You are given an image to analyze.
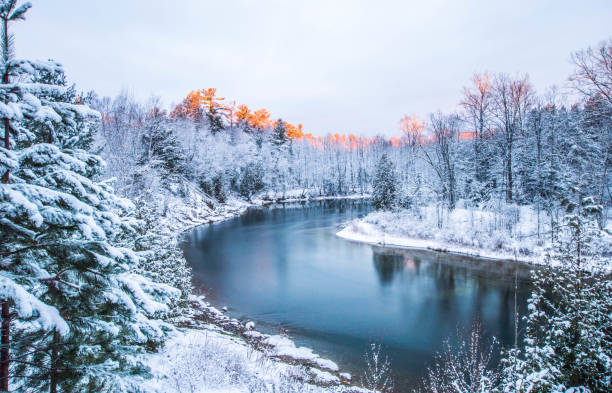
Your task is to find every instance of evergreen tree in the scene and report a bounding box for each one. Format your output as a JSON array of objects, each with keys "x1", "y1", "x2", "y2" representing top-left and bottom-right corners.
[
  {"x1": 134, "y1": 106, "x2": 187, "y2": 193},
  {"x1": 212, "y1": 173, "x2": 227, "y2": 203},
  {"x1": 132, "y1": 200, "x2": 192, "y2": 315},
  {"x1": 0, "y1": 4, "x2": 178, "y2": 390},
  {"x1": 268, "y1": 119, "x2": 290, "y2": 194},
  {"x1": 499, "y1": 193, "x2": 611, "y2": 393},
  {"x1": 239, "y1": 162, "x2": 265, "y2": 200},
  {"x1": 372, "y1": 154, "x2": 398, "y2": 210},
  {"x1": 271, "y1": 119, "x2": 288, "y2": 146}
]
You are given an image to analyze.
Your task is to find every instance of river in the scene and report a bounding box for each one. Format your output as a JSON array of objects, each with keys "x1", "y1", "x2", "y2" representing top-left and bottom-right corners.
[{"x1": 182, "y1": 200, "x2": 533, "y2": 391}]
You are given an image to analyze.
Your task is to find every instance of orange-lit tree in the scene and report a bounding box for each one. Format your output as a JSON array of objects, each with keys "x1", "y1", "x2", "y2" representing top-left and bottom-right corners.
[
  {"x1": 248, "y1": 108, "x2": 272, "y2": 131},
  {"x1": 170, "y1": 88, "x2": 226, "y2": 133}
]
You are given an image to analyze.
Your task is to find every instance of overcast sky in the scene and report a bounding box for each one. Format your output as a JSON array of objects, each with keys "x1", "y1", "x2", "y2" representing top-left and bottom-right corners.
[{"x1": 13, "y1": 0, "x2": 612, "y2": 136}]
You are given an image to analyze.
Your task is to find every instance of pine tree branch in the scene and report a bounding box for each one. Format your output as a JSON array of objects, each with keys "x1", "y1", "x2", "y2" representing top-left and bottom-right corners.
[
  {"x1": 38, "y1": 270, "x2": 80, "y2": 290},
  {"x1": 0, "y1": 242, "x2": 55, "y2": 258}
]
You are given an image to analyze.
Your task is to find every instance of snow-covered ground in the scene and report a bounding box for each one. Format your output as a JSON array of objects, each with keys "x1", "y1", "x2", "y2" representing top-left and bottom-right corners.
[
  {"x1": 141, "y1": 298, "x2": 366, "y2": 393},
  {"x1": 253, "y1": 189, "x2": 370, "y2": 204},
  {"x1": 337, "y1": 203, "x2": 611, "y2": 269},
  {"x1": 141, "y1": 190, "x2": 369, "y2": 393}
]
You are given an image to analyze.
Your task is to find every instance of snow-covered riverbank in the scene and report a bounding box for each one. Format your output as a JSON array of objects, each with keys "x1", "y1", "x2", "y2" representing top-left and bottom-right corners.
[
  {"x1": 337, "y1": 205, "x2": 612, "y2": 269},
  {"x1": 141, "y1": 192, "x2": 370, "y2": 393},
  {"x1": 141, "y1": 296, "x2": 365, "y2": 393}
]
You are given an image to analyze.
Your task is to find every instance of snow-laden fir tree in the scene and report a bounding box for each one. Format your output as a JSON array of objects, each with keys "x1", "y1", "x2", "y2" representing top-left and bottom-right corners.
[
  {"x1": 132, "y1": 199, "x2": 192, "y2": 316},
  {"x1": 239, "y1": 161, "x2": 264, "y2": 200},
  {"x1": 372, "y1": 153, "x2": 398, "y2": 210},
  {"x1": 498, "y1": 192, "x2": 611, "y2": 393},
  {"x1": 134, "y1": 106, "x2": 187, "y2": 195},
  {"x1": 269, "y1": 119, "x2": 290, "y2": 196},
  {"x1": 0, "y1": 2, "x2": 179, "y2": 391},
  {"x1": 271, "y1": 118, "x2": 288, "y2": 147}
]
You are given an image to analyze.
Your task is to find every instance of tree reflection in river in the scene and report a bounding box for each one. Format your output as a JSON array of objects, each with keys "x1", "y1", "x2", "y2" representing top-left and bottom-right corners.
[{"x1": 372, "y1": 250, "x2": 405, "y2": 285}]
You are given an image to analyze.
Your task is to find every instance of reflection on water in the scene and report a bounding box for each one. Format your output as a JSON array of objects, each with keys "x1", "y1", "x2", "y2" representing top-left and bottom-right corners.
[{"x1": 182, "y1": 200, "x2": 533, "y2": 391}]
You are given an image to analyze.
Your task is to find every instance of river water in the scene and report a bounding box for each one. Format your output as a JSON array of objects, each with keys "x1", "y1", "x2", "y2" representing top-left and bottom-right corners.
[{"x1": 182, "y1": 200, "x2": 533, "y2": 391}]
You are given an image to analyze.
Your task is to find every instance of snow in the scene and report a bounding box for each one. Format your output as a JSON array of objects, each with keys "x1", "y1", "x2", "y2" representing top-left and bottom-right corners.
[
  {"x1": 0, "y1": 275, "x2": 69, "y2": 336},
  {"x1": 337, "y1": 203, "x2": 612, "y2": 270},
  {"x1": 0, "y1": 148, "x2": 18, "y2": 171},
  {"x1": 117, "y1": 272, "x2": 180, "y2": 315},
  {"x1": 265, "y1": 335, "x2": 340, "y2": 372},
  {"x1": 140, "y1": 328, "x2": 364, "y2": 393},
  {"x1": 252, "y1": 188, "x2": 370, "y2": 204},
  {"x1": 310, "y1": 368, "x2": 340, "y2": 384},
  {"x1": 339, "y1": 373, "x2": 352, "y2": 381}
]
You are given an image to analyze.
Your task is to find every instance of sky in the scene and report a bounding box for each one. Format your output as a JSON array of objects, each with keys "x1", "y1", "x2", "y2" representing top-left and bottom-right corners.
[{"x1": 13, "y1": 0, "x2": 612, "y2": 136}]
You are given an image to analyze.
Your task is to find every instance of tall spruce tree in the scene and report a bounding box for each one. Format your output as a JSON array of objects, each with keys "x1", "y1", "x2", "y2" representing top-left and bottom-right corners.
[{"x1": 132, "y1": 199, "x2": 192, "y2": 316}]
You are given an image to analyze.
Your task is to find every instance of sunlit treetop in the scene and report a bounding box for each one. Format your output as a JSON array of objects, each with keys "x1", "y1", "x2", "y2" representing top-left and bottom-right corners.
[
  {"x1": 170, "y1": 89, "x2": 476, "y2": 149},
  {"x1": 170, "y1": 88, "x2": 225, "y2": 121}
]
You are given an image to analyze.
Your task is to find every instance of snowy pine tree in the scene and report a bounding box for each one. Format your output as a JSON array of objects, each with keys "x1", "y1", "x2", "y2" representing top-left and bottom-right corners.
[
  {"x1": 132, "y1": 199, "x2": 192, "y2": 315},
  {"x1": 239, "y1": 162, "x2": 265, "y2": 200},
  {"x1": 134, "y1": 106, "x2": 187, "y2": 195},
  {"x1": 372, "y1": 154, "x2": 398, "y2": 210},
  {"x1": 498, "y1": 192, "x2": 611, "y2": 393},
  {"x1": 0, "y1": 3, "x2": 179, "y2": 391},
  {"x1": 271, "y1": 118, "x2": 288, "y2": 147}
]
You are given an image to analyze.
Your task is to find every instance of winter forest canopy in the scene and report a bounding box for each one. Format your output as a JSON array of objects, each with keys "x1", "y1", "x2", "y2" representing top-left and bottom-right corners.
[{"x1": 0, "y1": 0, "x2": 611, "y2": 392}]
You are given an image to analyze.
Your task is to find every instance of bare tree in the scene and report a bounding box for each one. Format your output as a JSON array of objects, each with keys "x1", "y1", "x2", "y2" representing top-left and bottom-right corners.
[
  {"x1": 421, "y1": 112, "x2": 460, "y2": 209},
  {"x1": 570, "y1": 39, "x2": 612, "y2": 219},
  {"x1": 570, "y1": 38, "x2": 612, "y2": 107},
  {"x1": 399, "y1": 114, "x2": 425, "y2": 183},
  {"x1": 492, "y1": 73, "x2": 533, "y2": 202}
]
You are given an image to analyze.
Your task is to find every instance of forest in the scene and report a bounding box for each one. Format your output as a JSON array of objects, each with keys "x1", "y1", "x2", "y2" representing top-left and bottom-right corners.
[{"x1": 0, "y1": 0, "x2": 610, "y2": 392}]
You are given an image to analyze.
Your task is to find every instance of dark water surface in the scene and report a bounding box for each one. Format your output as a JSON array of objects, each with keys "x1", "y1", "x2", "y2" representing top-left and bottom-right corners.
[{"x1": 182, "y1": 200, "x2": 532, "y2": 391}]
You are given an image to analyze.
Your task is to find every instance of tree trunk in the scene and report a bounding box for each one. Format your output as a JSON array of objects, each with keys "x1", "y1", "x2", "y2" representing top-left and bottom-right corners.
[
  {"x1": 49, "y1": 330, "x2": 59, "y2": 393},
  {"x1": 1, "y1": 18, "x2": 9, "y2": 185},
  {"x1": 0, "y1": 301, "x2": 10, "y2": 392},
  {"x1": 1, "y1": 117, "x2": 8, "y2": 183},
  {"x1": 506, "y1": 144, "x2": 513, "y2": 202}
]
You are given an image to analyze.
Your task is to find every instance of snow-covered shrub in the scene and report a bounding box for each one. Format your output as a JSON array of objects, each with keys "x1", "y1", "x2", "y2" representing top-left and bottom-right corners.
[
  {"x1": 361, "y1": 342, "x2": 393, "y2": 393},
  {"x1": 415, "y1": 321, "x2": 499, "y2": 393}
]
